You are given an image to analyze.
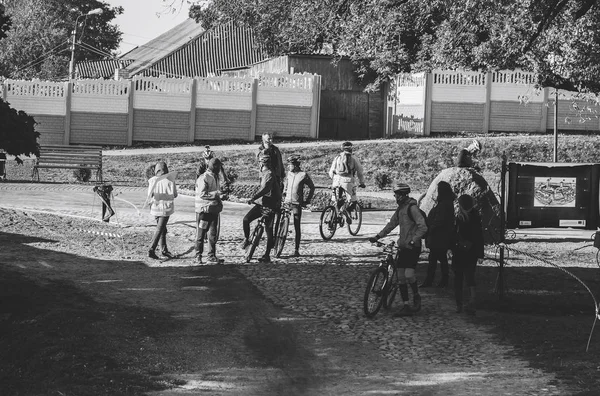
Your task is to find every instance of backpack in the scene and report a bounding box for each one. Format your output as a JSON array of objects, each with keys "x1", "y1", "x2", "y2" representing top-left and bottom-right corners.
[
  {"x1": 407, "y1": 203, "x2": 429, "y2": 240},
  {"x1": 335, "y1": 154, "x2": 353, "y2": 176}
]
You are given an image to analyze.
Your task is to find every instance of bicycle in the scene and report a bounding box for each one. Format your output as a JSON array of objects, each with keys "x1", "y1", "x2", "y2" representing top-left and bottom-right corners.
[
  {"x1": 273, "y1": 202, "x2": 292, "y2": 258},
  {"x1": 363, "y1": 241, "x2": 399, "y2": 318},
  {"x1": 244, "y1": 203, "x2": 276, "y2": 263},
  {"x1": 319, "y1": 186, "x2": 362, "y2": 240}
]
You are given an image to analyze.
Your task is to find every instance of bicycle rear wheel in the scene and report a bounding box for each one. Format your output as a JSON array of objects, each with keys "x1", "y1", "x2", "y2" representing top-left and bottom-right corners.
[
  {"x1": 363, "y1": 266, "x2": 387, "y2": 318},
  {"x1": 347, "y1": 203, "x2": 363, "y2": 236},
  {"x1": 244, "y1": 225, "x2": 263, "y2": 263},
  {"x1": 319, "y1": 206, "x2": 337, "y2": 240},
  {"x1": 382, "y1": 268, "x2": 398, "y2": 310},
  {"x1": 274, "y1": 214, "x2": 289, "y2": 258}
]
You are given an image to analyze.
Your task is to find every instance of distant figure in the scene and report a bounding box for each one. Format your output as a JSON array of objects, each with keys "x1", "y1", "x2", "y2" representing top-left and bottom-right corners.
[
  {"x1": 202, "y1": 145, "x2": 215, "y2": 164},
  {"x1": 328, "y1": 141, "x2": 365, "y2": 214},
  {"x1": 282, "y1": 155, "x2": 315, "y2": 257},
  {"x1": 368, "y1": 183, "x2": 428, "y2": 317},
  {"x1": 195, "y1": 158, "x2": 224, "y2": 264},
  {"x1": 420, "y1": 181, "x2": 455, "y2": 289},
  {"x1": 257, "y1": 133, "x2": 285, "y2": 189},
  {"x1": 457, "y1": 139, "x2": 483, "y2": 170},
  {"x1": 147, "y1": 161, "x2": 178, "y2": 260},
  {"x1": 452, "y1": 194, "x2": 484, "y2": 315}
]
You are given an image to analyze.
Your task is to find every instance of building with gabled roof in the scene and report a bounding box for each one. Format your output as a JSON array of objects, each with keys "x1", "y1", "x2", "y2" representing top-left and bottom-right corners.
[{"x1": 76, "y1": 19, "x2": 267, "y2": 79}]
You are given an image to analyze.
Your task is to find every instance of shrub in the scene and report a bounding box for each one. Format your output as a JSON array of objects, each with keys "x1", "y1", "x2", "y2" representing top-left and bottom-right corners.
[
  {"x1": 73, "y1": 167, "x2": 91, "y2": 182},
  {"x1": 374, "y1": 171, "x2": 392, "y2": 190}
]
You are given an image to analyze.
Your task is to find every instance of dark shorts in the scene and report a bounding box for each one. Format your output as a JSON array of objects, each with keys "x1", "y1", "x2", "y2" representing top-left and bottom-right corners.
[{"x1": 395, "y1": 247, "x2": 420, "y2": 269}]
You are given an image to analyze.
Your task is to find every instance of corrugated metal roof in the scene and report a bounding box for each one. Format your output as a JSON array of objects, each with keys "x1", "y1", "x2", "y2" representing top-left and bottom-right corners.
[
  {"x1": 128, "y1": 21, "x2": 267, "y2": 78},
  {"x1": 121, "y1": 18, "x2": 206, "y2": 76},
  {"x1": 76, "y1": 59, "x2": 133, "y2": 79}
]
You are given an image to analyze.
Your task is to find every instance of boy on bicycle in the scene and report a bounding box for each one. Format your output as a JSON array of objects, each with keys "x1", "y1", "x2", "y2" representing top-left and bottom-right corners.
[
  {"x1": 369, "y1": 183, "x2": 428, "y2": 317},
  {"x1": 282, "y1": 155, "x2": 315, "y2": 257},
  {"x1": 241, "y1": 148, "x2": 282, "y2": 263},
  {"x1": 328, "y1": 141, "x2": 365, "y2": 223}
]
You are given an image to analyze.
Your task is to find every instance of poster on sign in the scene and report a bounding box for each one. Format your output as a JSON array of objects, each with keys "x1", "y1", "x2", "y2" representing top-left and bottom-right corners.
[{"x1": 533, "y1": 177, "x2": 576, "y2": 207}]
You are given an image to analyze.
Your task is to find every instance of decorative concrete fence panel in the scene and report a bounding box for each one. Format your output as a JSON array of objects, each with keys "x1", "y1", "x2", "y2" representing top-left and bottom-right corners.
[
  {"x1": 133, "y1": 77, "x2": 193, "y2": 111},
  {"x1": 257, "y1": 73, "x2": 314, "y2": 107},
  {"x1": 431, "y1": 70, "x2": 487, "y2": 103},
  {"x1": 490, "y1": 71, "x2": 544, "y2": 103},
  {"x1": 71, "y1": 79, "x2": 130, "y2": 113},
  {"x1": 196, "y1": 77, "x2": 253, "y2": 111},
  {"x1": 5, "y1": 80, "x2": 66, "y2": 115}
]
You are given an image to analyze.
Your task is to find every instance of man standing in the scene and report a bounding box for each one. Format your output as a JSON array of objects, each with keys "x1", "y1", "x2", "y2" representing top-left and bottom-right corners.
[
  {"x1": 282, "y1": 155, "x2": 315, "y2": 257},
  {"x1": 328, "y1": 141, "x2": 365, "y2": 217},
  {"x1": 242, "y1": 149, "x2": 282, "y2": 263},
  {"x1": 369, "y1": 183, "x2": 428, "y2": 317},
  {"x1": 257, "y1": 133, "x2": 285, "y2": 189}
]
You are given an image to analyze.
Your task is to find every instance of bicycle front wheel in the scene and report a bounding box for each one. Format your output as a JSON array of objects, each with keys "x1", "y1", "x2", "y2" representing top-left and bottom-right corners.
[
  {"x1": 274, "y1": 214, "x2": 290, "y2": 258},
  {"x1": 347, "y1": 203, "x2": 363, "y2": 236},
  {"x1": 244, "y1": 225, "x2": 263, "y2": 263},
  {"x1": 319, "y1": 206, "x2": 337, "y2": 240},
  {"x1": 363, "y1": 266, "x2": 387, "y2": 318}
]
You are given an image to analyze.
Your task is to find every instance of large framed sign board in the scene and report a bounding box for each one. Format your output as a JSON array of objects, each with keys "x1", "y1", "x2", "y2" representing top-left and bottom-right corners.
[{"x1": 506, "y1": 162, "x2": 600, "y2": 229}]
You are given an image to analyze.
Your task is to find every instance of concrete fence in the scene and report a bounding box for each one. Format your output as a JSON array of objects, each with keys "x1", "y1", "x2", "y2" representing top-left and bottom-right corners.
[
  {"x1": 391, "y1": 69, "x2": 600, "y2": 135},
  {"x1": 1, "y1": 73, "x2": 321, "y2": 146}
]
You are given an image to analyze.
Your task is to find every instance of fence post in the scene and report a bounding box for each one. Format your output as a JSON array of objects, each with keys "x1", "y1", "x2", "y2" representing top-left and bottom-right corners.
[
  {"x1": 540, "y1": 87, "x2": 549, "y2": 133},
  {"x1": 189, "y1": 78, "x2": 197, "y2": 143},
  {"x1": 127, "y1": 79, "x2": 134, "y2": 146},
  {"x1": 250, "y1": 78, "x2": 258, "y2": 141},
  {"x1": 483, "y1": 71, "x2": 492, "y2": 133},
  {"x1": 64, "y1": 81, "x2": 72, "y2": 145},
  {"x1": 1, "y1": 80, "x2": 6, "y2": 102},
  {"x1": 423, "y1": 72, "x2": 433, "y2": 136},
  {"x1": 310, "y1": 74, "x2": 321, "y2": 139}
]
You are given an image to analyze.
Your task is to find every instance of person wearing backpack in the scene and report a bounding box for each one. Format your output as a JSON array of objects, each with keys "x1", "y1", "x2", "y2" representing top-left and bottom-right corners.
[
  {"x1": 420, "y1": 181, "x2": 456, "y2": 288},
  {"x1": 328, "y1": 141, "x2": 365, "y2": 222},
  {"x1": 368, "y1": 183, "x2": 428, "y2": 317}
]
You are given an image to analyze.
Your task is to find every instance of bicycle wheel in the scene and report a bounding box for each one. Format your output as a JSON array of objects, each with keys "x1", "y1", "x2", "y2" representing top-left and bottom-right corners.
[
  {"x1": 347, "y1": 203, "x2": 363, "y2": 236},
  {"x1": 382, "y1": 268, "x2": 398, "y2": 310},
  {"x1": 363, "y1": 266, "x2": 388, "y2": 318},
  {"x1": 244, "y1": 224, "x2": 263, "y2": 263},
  {"x1": 319, "y1": 206, "x2": 337, "y2": 240},
  {"x1": 274, "y1": 213, "x2": 289, "y2": 258}
]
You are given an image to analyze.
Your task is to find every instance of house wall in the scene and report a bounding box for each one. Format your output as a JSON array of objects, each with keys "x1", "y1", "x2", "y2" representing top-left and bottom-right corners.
[
  {"x1": 393, "y1": 69, "x2": 600, "y2": 135},
  {"x1": 3, "y1": 74, "x2": 321, "y2": 146}
]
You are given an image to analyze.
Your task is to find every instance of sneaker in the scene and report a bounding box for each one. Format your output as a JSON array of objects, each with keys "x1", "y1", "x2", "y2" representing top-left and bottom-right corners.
[
  {"x1": 240, "y1": 239, "x2": 251, "y2": 249},
  {"x1": 206, "y1": 256, "x2": 224, "y2": 264},
  {"x1": 293, "y1": 250, "x2": 300, "y2": 257},
  {"x1": 195, "y1": 255, "x2": 203, "y2": 264},
  {"x1": 148, "y1": 250, "x2": 159, "y2": 260},
  {"x1": 413, "y1": 293, "x2": 422, "y2": 312},
  {"x1": 257, "y1": 255, "x2": 271, "y2": 263},
  {"x1": 161, "y1": 250, "x2": 173, "y2": 259},
  {"x1": 393, "y1": 305, "x2": 413, "y2": 317}
]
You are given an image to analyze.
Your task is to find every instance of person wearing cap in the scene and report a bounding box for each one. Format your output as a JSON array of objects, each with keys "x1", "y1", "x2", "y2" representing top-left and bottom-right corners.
[
  {"x1": 257, "y1": 133, "x2": 285, "y2": 190},
  {"x1": 368, "y1": 182, "x2": 428, "y2": 317},
  {"x1": 282, "y1": 155, "x2": 315, "y2": 257},
  {"x1": 195, "y1": 158, "x2": 225, "y2": 264},
  {"x1": 241, "y1": 148, "x2": 282, "y2": 263},
  {"x1": 147, "y1": 161, "x2": 178, "y2": 260},
  {"x1": 202, "y1": 145, "x2": 215, "y2": 163},
  {"x1": 453, "y1": 194, "x2": 484, "y2": 315},
  {"x1": 328, "y1": 141, "x2": 365, "y2": 219},
  {"x1": 457, "y1": 139, "x2": 483, "y2": 170}
]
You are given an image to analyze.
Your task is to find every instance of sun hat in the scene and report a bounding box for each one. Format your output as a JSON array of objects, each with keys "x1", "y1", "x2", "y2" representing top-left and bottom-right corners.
[{"x1": 393, "y1": 182, "x2": 411, "y2": 194}]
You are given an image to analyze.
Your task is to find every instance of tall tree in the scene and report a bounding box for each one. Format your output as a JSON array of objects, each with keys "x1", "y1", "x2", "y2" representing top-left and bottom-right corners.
[
  {"x1": 187, "y1": 0, "x2": 600, "y2": 93},
  {"x1": 0, "y1": 0, "x2": 123, "y2": 80}
]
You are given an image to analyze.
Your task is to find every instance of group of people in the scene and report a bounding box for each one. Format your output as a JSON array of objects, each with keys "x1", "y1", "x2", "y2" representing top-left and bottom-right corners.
[{"x1": 145, "y1": 135, "x2": 485, "y2": 316}]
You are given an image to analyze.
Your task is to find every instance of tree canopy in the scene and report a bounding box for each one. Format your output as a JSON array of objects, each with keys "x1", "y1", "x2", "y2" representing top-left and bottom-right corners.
[
  {"x1": 0, "y1": 0, "x2": 123, "y2": 80},
  {"x1": 186, "y1": 0, "x2": 600, "y2": 93}
]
